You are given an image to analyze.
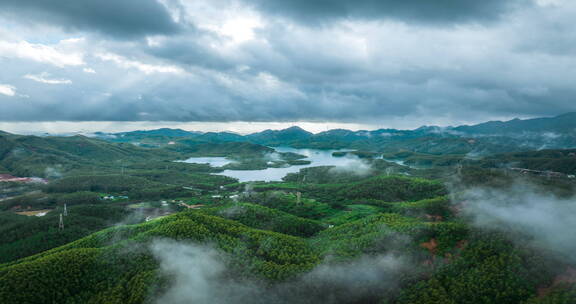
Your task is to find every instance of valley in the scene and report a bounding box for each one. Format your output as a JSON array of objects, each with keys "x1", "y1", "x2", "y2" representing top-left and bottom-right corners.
[{"x1": 1, "y1": 114, "x2": 576, "y2": 303}]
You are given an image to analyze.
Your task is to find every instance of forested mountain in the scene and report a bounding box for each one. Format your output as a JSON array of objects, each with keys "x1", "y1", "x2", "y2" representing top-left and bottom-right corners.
[
  {"x1": 92, "y1": 113, "x2": 576, "y2": 154},
  {"x1": 453, "y1": 112, "x2": 576, "y2": 135},
  {"x1": 245, "y1": 126, "x2": 313, "y2": 145},
  {"x1": 196, "y1": 132, "x2": 246, "y2": 142},
  {"x1": 0, "y1": 132, "x2": 179, "y2": 177},
  {"x1": 479, "y1": 149, "x2": 576, "y2": 174},
  {"x1": 0, "y1": 131, "x2": 288, "y2": 178},
  {"x1": 112, "y1": 128, "x2": 201, "y2": 138}
]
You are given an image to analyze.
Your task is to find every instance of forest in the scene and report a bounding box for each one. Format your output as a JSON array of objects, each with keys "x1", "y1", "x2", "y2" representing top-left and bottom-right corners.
[{"x1": 0, "y1": 130, "x2": 575, "y2": 304}]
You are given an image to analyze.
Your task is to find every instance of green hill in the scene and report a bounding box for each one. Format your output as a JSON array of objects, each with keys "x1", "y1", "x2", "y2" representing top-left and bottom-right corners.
[
  {"x1": 0, "y1": 132, "x2": 179, "y2": 177},
  {"x1": 0, "y1": 211, "x2": 319, "y2": 304},
  {"x1": 201, "y1": 202, "x2": 325, "y2": 237},
  {"x1": 480, "y1": 149, "x2": 576, "y2": 174}
]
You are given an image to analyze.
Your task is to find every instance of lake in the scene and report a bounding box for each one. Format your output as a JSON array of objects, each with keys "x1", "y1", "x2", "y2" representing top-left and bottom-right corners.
[
  {"x1": 176, "y1": 156, "x2": 235, "y2": 168},
  {"x1": 180, "y1": 147, "x2": 365, "y2": 182}
]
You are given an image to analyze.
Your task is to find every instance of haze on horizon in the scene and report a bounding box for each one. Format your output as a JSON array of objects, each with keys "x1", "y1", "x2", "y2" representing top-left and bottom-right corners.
[{"x1": 0, "y1": 0, "x2": 575, "y2": 134}]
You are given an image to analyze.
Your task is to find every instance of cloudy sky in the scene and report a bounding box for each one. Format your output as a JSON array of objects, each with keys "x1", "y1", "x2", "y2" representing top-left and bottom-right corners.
[{"x1": 0, "y1": 0, "x2": 574, "y2": 134}]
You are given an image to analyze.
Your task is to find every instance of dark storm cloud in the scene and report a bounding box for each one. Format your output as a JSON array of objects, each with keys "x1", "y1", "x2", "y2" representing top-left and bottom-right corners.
[
  {"x1": 241, "y1": 0, "x2": 529, "y2": 25},
  {"x1": 1, "y1": 0, "x2": 575, "y2": 127},
  {"x1": 4, "y1": 65, "x2": 572, "y2": 124},
  {"x1": 0, "y1": 0, "x2": 180, "y2": 38},
  {"x1": 143, "y1": 34, "x2": 238, "y2": 71}
]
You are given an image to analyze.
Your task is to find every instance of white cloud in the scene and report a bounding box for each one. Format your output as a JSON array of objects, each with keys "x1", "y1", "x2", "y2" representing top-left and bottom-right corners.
[
  {"x1": 83, "y1": 68, "x2": 96, "y2": 73},
  {"x1": 535, "y1": 0, "x2": 564, "y2": 7},
  {"x1": 181, "y1": 1, "x2": 263, "y2": 39},
  {"x1": 0, "y1": 84, "x2": 16, "y2": 96},
  {"x1": 213, "y1": 71, "x2": 305, "y2": 101},
  {"x1": 24, "y1": 72, "x2": 72, "y2": 85},
  {"x1": 0, "y1": 40, "x2": 84, "y2": 67},
  {"x1": 96, "y1": 52, "x2": 186, "y2": 75},
  {"x1": 218, "y1": 17, "x2": 263, "y2": 43},
  {"x1": 60, "y1": 37, "x2": 85, "y2": 44}
]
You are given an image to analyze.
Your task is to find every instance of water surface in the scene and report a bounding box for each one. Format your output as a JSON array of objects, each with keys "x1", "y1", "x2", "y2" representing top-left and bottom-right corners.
[
  {"x1": 179, "y1": 157, "x2": 235, "y2": 167},
  {"x1": 189, "y1": 147, "x2": 362, "y2": 182}
]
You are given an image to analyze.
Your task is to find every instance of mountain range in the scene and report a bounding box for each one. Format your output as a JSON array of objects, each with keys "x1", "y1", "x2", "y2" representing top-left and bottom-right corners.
[
  {"x1": 92, "y1": 112, "x2": 576, "y2": 153},
  {"x1": 1, "y1": 113, "x2": 575, "y2": 177}
]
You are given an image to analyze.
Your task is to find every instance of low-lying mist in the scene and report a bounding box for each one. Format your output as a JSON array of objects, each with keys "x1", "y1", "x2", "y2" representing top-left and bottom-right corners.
[
  {"x1": 150, "y1": 239, "x2": 413, "y2": 304},
  {"x1": 328, "y1": 158, "x2": 374, "y2": 177},
  {"x1": 459, "y1": 181, "x2": 576, "y2": 264}
]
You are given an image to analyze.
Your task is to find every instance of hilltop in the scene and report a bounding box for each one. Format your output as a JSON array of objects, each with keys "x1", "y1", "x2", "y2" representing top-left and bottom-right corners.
[{"x1": 81, "y1": 112, "x2": 576, "y2": 155}]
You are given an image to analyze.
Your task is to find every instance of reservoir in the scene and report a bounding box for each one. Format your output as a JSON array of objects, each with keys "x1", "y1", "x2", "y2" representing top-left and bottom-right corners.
[{"x1": 180, "y1": 147, "x2": 364, "y2": 182}]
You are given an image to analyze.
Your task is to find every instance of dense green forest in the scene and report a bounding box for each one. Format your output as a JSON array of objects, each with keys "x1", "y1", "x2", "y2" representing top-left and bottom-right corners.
[{"x1": 1, "y1": 130, "x2": 576, "y2": 303}]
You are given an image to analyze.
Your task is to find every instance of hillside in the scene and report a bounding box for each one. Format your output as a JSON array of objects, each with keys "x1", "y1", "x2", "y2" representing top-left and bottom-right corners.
[
  {"x1": 245, "y1": 126, "x2": 313, "y2": 145},
  {"x1": 1, "y1": 175, "x2": 573, "y2": 303},
  {"x1": 91, "y1": 112, "x2": 576, "y2": 155},
  {"x1": 454, "y1": 112, "x2": 576, "y2": 135},
  {"x1": 1, "y1": 146, "x2": 575, "y2": 304},
  {"x1": 479, "y1": 149, "x2": 576, "y2": 174},
  {"x1": 0, "y1": 132, "x2": 181, "y2": 177}
]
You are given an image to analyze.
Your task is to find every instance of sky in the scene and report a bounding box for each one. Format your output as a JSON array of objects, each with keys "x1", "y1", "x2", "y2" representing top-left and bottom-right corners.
[{"x1": 0, "y1": 0, "x2": 575, "y2": 134}]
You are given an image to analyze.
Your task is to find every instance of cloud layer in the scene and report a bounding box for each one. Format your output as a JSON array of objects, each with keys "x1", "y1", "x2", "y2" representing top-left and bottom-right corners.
[
  {"x1": 242, "y1": 0, "x2": 529, "y2": 25},
  {"x1": 0, "y1": 0, "x2": 575, "y2": 127},
  {"x1": 0, "y1": 0, "x2": 179, "y2": 38}
]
